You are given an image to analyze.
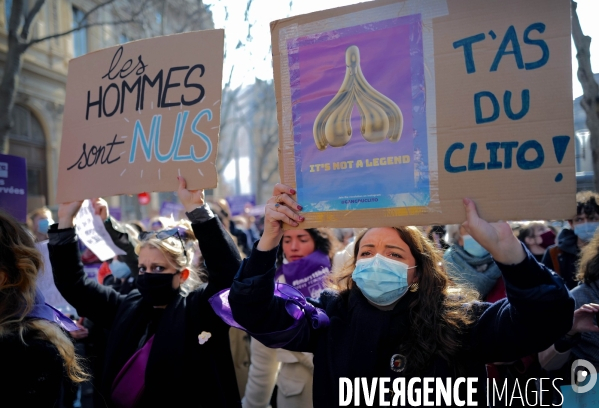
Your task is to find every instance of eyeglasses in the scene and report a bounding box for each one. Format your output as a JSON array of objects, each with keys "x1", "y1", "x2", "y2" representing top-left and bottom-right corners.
[{"x1": 139, "y1": 228, "x2": 188, "y2": 262}]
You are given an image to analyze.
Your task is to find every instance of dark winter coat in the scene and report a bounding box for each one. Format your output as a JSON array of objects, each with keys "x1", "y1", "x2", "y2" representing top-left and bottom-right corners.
[
  {"x1": 229, "y1": 244, "x2": 575, "y2": 407},
  {"x1": 0, "y1": 330, "x2": 67, "y2": 408},
  {"x1": 49, "y1": 217, "x2": 242, "y2": 408},
  {"x1": 541, "y1": 228, "x2": 580, "y2": 289}
]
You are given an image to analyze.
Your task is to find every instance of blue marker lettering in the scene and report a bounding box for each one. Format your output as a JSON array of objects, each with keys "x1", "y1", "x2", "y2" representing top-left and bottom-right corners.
[
  {"x1": 517, "y1": 140, "x2": 544, "y2": 170},
  {"x1": 500, "y1": 141, "x2": 519, "y2": 169},
  {"x1": 490, "y1": 25, "x2": 524, "y2": 71},
  {"x1": 486, "y1": 142, "x2": 502, "y2": 169},
  {"x1": 453, "y1": 33, "x2": 486, "y2": 74},
  {"x1": 468, "y1": 143, "x2": 485, "y2": 171},
  {"x1": 503, "y1": 89, "x2": 530, "y2": 120},
  {"x1": 523, "y1": 23, "x2": 549, "y2": 70},
  {"x1": 129, "y1": 115, "x2": 161, "y2": 163},
  {"x1": 444, "y1": 143, "x2": 467, "y2": 173},
  {"x1": 474, "y1": 91, "x2": 500, "y2": 124},
  {"x1": 190, "y1": 109, "x2": 213, "y2": 163}
]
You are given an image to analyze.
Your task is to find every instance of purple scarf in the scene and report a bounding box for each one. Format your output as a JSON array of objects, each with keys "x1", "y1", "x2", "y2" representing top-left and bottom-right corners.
[
  {"x1": 27, "y1": 290, "x2": 79, "y2": 332},
  {"x1": 275, "y1": 250, "x2": 331, "y2": 298},
  {"x1": 111, "y1": 335, "x2": 155, "y2": 408},
  {"x1": 209, "y1": 283, "x2": 330, "y2": 348}
]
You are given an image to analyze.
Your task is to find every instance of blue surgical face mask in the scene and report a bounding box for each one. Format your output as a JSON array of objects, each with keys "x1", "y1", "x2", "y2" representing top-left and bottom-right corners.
[
  {"x1": 109, "y1": 260, "x2": 131, "y2": 279},
  {"x1": 574, "y1": 222, "x2": 599, "y2": 242},
  {"x1": 352, "y1": 254, "x2": 416, "y2": 306},
  {"x1": 37, "y1": 218, "x2": 52, "y2": 235},
  {"x1": 462, "y1": 235, "x2": 489, "y2": 258}
]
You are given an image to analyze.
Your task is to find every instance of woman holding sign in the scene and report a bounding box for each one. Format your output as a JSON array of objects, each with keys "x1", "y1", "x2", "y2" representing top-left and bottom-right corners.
[
  {"x1": 50, "y1": 177, "x2": 242, "y2": 407},
  {"x1": 219, "y1": 184, "x2": 575, "y2": 407},
  {"x1": 244, "y1": 227, "x2": 338, "y2": 408}
]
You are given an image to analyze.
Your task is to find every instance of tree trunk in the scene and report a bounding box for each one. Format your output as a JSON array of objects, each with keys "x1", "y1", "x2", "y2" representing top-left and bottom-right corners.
[
  {"x1": 0, "y1": 17, "x2": 26, "y2": 154},
  {"x1": 572, "y1": 0, "x2": 599, "y2": 192}
]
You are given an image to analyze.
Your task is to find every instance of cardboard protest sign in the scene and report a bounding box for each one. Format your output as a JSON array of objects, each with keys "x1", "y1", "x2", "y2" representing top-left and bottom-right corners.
[
  {"x1": 75, "y1": 200, "x2": 126, "y2": 261},
  {"x1": 0, "y1": 154, "x2": 27, "y2": 223},
  {"x1": 57, "y1": 30, "x2": 224, "y2": 203},
  {"x1": 271, "y1": 0, "x2": 575, "y2": 227}
]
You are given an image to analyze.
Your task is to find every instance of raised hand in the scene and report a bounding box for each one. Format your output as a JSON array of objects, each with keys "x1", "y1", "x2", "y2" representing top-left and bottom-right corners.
[
  {"x1": 257, "y1": 183, "x2": 304, "y2": 252},
  {"x1": 91, "y1": 197, "x2": 109, "y2": 221},
  {"x1": 58, "y1": 201, "x2": 84, "y2": 229},
  {"x1": 461, "y1": 198, "x2": 525, "y2": 265},
  {"x1": 177, "y1": 176, "x2": 205, "y2": 213},
  {"x1": 569, "y1": 303, "x2": 599, "y2": 335}
]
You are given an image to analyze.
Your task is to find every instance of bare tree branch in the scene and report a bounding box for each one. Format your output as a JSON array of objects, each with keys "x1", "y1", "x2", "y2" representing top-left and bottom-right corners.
[{"x1": 20, "y1": 0, "x2": 45, "y2": 40}]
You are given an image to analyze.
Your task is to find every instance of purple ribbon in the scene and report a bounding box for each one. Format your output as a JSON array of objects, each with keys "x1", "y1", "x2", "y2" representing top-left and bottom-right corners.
[
  {"x1": 209, "y1": 283, "x2": 330, "y2": 348},
  {"x1": 27, "y1": 290, "x2": 79, "y2": 332}
]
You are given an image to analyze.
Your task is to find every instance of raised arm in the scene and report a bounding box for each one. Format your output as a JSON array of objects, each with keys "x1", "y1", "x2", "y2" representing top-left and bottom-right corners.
[
  {"x1": 49, "y1": 201, "x2": 125, "y2": 329},
  {"x1": 177, "y1": 177, "x2": 242, "y2": 296},
  {"x1": 460, "y1": 198, "x2": 575, "y2": 363},
  {"x1": 228, "y1": 184, "x2": 318, "y2": 352}
]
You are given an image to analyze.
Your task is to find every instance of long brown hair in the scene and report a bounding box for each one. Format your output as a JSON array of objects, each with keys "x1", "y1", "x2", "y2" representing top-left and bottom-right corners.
[
  {"x1": 0, "y1": 210, "x2": 89, "y2": 383},
  {"x1": 577, "y1": 228, "x2": 599, "y2": 284},
  {"x1": 327, "y1": 226, "x2": 479, "y2": 376}
]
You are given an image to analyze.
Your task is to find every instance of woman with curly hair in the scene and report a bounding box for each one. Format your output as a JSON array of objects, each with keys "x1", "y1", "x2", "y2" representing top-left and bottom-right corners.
[
  {"x1": 221, "y1": 184, "x2": 575, "y2": 407},
  {"x1": 244, "y1": 227, "x2": 340, "y2": 408},
  {"x1": 0, "y1": 210, "x2": 88, "y2": 407}
]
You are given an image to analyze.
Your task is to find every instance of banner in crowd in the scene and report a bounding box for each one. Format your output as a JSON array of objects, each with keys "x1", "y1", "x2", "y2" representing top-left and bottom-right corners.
[
  {"x1": 271, "y1": 0, "x2": 575, "y2": 227},
  {"x1": 159, "y1": 201, "x2": 185, "y2": 219},
  {"x1": 226, "y1": 194, "x2": 256, "y2": 216},
  {"x1": 75, "y1": 200, "x2": 126, "y2": 261},
  {"x1": 57, "y1": 30, "x2": 225, "y2": 202},
  {"x1": 0, "y1": 154, "x2": 27, "y2": 223}
]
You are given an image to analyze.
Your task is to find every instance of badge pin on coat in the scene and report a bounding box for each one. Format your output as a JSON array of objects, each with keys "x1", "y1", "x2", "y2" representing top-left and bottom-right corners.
[
  {"x1": 313, "y1": 45, "x2": 403, "y2": 150},
  {"x1": 198, "y1": 331, "x2": 211, "y2": 345}
]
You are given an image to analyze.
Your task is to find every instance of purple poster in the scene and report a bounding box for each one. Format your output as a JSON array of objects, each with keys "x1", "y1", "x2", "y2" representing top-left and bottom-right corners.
[
  {"x1": 226, "y1": 194, "x2": 256, "y2": 216},
  {"x1": 289, "y1": 14, "x2": 430, "y2": 212},
  {"x1": 0, "y1": 154, "x2": 27, "y2": 223},
  {"x1": 159, "y1": 201, "x2": 185, "y2": 219}
]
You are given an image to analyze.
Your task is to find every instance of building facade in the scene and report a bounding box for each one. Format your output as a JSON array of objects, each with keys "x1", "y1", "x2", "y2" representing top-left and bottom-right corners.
[{"x1": 0, "y1": 0, "x2": 213, "y2": 218}]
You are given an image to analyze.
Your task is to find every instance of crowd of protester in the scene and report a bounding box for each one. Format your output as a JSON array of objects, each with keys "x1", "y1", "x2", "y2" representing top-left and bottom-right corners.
[{"x1": 1, "y1": 185, "x2": 599, "y2": 407}]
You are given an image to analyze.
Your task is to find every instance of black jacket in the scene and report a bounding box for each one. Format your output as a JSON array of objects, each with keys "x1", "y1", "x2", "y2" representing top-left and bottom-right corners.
[
  {"x1": 541, "y1": 228, "x2": 579, "y2": 289},
  {"x1": 49, "y1": 217, "x2": 242, "y2": 407},
  {"x1": 0, "y1": 331, "x2": 66, "y2": 408},
  {"x1": 229, "y1": 244, "x2": 574, "y2": 407}
]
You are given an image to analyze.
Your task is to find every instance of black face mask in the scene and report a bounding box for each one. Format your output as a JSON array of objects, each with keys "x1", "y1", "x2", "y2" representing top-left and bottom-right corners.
[{"x1": 137, "y1": 272, "x2": 180, "y2": 306}]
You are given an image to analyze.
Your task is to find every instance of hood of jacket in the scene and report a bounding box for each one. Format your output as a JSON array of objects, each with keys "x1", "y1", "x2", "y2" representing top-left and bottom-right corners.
[{"x1": 557, "y1": 228, "x2": 579, "y2": 255}]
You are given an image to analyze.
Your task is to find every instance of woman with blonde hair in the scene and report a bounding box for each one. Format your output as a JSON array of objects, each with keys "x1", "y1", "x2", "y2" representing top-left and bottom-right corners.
[
  {"x1": 0, "y1": 209, "x2": 88, "y2": 407},
  {"x1": 218, "y1": 184, "x2": 575, "y2": 407},
  {"x1": 50, "y1": 177, "x2": 243, "y2": 407}
]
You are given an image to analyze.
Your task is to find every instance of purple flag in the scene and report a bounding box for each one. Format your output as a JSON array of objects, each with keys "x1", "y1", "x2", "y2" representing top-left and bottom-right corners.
[{"x1": 276, "y1": 250, "x2": 331, "y2": 298}]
